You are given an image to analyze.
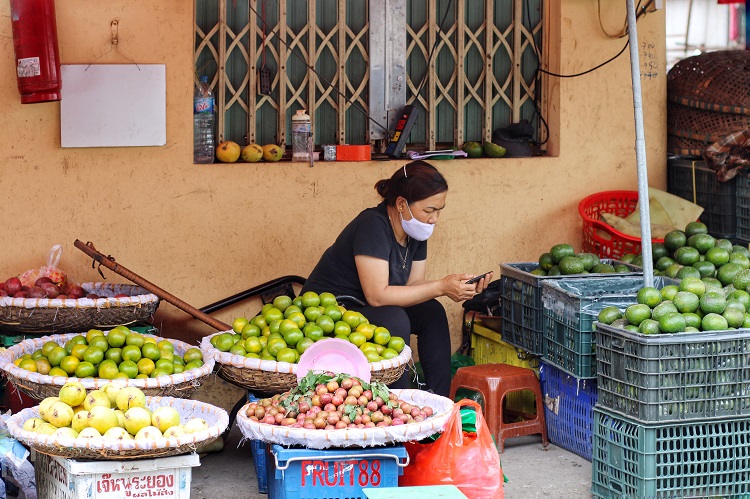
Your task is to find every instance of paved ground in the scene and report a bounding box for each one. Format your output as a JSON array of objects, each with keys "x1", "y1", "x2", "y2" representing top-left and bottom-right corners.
[{"x1": 191, "y1": 422, "x2": 593, "y2": 498}]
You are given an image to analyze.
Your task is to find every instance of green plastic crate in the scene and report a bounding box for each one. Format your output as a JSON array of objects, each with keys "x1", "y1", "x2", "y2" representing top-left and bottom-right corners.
[
  {"x1": 591, "y1": 406, "x2": 750, "y2": 498},
  {"x1": 499, "y1": 261, "x2": 640, "y2": 355},
  {"x1": 541, "y1": 276, "x2": 676, "y2": 379},
  {"x1": 596, "y1": 322, "x2": 750, "y2": 423}
]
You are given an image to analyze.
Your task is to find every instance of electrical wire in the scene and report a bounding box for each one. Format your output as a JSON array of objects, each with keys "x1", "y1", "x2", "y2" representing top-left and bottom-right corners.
[
  {"x1": 247, "y1": 2, "x2": 390, "y2": 137},
  {"x1": 412, "y1": 0, "x2": 455, "y2": 101},
  {"x1": 598, "y1": 0, "x2": 654, "y2": 39}
]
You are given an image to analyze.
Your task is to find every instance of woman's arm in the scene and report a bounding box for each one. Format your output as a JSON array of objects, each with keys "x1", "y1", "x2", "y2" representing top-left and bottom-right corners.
[{"x1": 355, "y1": 255, "x2": 478, "y2": 307}]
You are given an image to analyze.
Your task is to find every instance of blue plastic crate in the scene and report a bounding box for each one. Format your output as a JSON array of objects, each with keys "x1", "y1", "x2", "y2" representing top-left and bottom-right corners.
[
  {"x1": 539, "y1": 361, "x2": 597, "y2": 461},
  {"x1": 591, "y1": 406, "x2": 750, "y2": 498},
  {"x1": 247, "y1": 393, "x2": 268, "y2": 494},
  {"x1": 267, "y1": 445, "x2": 408, "y2": 499}
]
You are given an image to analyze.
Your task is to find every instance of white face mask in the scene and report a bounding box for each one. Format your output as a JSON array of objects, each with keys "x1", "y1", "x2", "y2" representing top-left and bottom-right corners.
[{"x1": 400, "y1": 203, "x2": 435, "y2": 241}]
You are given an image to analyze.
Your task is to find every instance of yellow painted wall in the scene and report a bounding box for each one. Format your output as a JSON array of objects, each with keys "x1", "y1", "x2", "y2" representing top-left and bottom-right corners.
[{"x1": 0, "y1": 2, "x2": 666, "y2": 357}]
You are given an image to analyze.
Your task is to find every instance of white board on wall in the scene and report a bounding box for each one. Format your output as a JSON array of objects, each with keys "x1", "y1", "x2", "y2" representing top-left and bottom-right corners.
[{"x1": 60, "y1": 64, "x2": 166, "y2": 148}]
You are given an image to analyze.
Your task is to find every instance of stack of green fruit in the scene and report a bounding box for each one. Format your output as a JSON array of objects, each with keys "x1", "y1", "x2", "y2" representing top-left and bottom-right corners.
[
  {"x1": 622, "y1": 221, "x2": 750, "y2": 285},
  {"x1": 212, "y1": 291, "x2": 406, "y2": 364},
  {"x1": 13, "y1": 326, "x2": 204, "y2": 379},
  {"x1": 597, "y1": 276, "x2": 750, "y2": 335},
  {"x1": 530, "y1": 243, "x2": 631, "y2": 276}
]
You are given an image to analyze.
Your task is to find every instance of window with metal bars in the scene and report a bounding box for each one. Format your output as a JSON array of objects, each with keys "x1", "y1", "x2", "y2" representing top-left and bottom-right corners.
[{"x1": 194, "y1": 0, "x2": 546, "y2": 156}]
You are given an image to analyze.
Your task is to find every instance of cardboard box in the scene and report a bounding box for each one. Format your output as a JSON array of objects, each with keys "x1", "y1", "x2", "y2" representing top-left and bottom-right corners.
[{"x1": 33, "y1": 451, "x2": 199, "y2": 499}]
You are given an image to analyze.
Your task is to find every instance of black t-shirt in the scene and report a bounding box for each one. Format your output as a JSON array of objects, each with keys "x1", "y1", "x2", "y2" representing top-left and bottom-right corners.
[{"x1": 302, "y1": 202, "x2": 427, "y2": 303}]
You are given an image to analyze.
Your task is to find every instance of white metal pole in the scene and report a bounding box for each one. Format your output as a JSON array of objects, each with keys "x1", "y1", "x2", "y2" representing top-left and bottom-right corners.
[{"x1": 626, "y1": 0, "x2": 654, "y2": 287}]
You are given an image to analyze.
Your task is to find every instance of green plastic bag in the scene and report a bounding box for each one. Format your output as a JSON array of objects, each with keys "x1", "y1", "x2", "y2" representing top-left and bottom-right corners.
[{"x1": 450, "y1": 353, "x2": 475, "y2": 377}]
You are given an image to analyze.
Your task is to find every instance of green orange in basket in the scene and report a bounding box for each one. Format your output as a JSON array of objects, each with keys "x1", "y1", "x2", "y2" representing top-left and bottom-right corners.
[
  {"x1": 59, "y1": 356, "x2": 80, "y2": 375},
  {"x1": 282, "y1": 328, "x2": 303, "y2": 347},
  {"x1": 250, "y1": 314, "x2": 268, "y2": 330},
  {"x1": 625, "y1": 304, "x2": 651, "y2": 326},
  {"x1": 35, "y1": 357, "x2": 51, "y2": 375},
  {"x1": 141, "y1": 342, "x2": 161, "y2": 361},
  {"x1": 83, "y1": 346, "x2": 104, "y2": 365},
  {"x1": 639, "y1": 319, "x2": 661, "y2": 335},
  {"x1": 276, "y1": 347, "x2": 298, "y2": 364},
  {"x1": 97, "y1": 359, "x2": 120, "y2": 379},
  {"x1": 550, "y1": 244, "x2": 575, "y2": 264},
  {"x1": 137, "y1": 358, "x2": 156, "y2": 376},
  {"x1": 683, "y1": 313, "x2": 702, "y2": 329},
  {"x1": 272, "y1": 294, "x2": 293, "y2": 312},
  {"x1": 636, "y1": 287, "x2": 662, "y2": 308},
  {"x1": 658, "y1": 312, "x2": 686, "y2": 334},
  {"x1": 676, "y1": 266, "x2": 702, "y2": 280},
  {"x1": 300, "y1": 291, "x2": 321, "y2": 309},
  {"x1": 674, "y1": 246, "x2": 700, "y2": 266},
  {"x1": 88, "y1": 335, "x2": 109, "y2": 352},
  {"x1": 673, "y1": 292, "x2": 700, "y2": 313},
  {"x1": 558, "y1": 256, "x2": 585, "y2": 275},
  {"x1": 106, "y1": 328, "x2": 127, "y2": 348},
  {"x1": 664, "y1": 230, "x2": 687, "y2": 252},
  {"x1": 296, "y1": 337, "x2": 313, "y2": 354},
  {"x1": 333, "y1": 321, "x2": 351, "y2": 337},
  {"x1": 47, "y1": 346, "x2": 67, "y2": 367},
  {"x1": 319, "y1": 292, "x2": 338, "y2": 308},
  {"x1": 692, "y1": 260, "x2": 716, "y2": 278},
  {"x1": 75, "y1": 361, "x2": 96, "y2": 378},
  {"x1": 121, "y1": 344, "x2": 142, "y2": 363},
  {"x1": 232, "y1": 317, "x2": 249, "y2": 334},
  {"x1": 104, "y1": 347, "x2": 123, "y2": 364},
  {"x1": 597, "y1": 306, "x2": 623, "y2": 325},
  {"x1": 651, "y1": 301, "x2": 678, "y2": 322},
  {"x1": 42, "y1": 341, "x2": 60, "y2": 358},
  {"x1": 702, "y1": 313, "x2": 729, "y2": 331},
  {"x1": 656, "y1": 257, "x2": 675, "y2": 272},
  {"x1": 304, "y1": 306, "x2": 323, "y2": 322},
  {"x1": 18, "y1": 358, "x2": 38, "y2": 372},
  {"x1": 660, "y1": 285, "x2": 679, "y2": 301},
  {"x1": 316, "y1": 315, "x2": 335, "y2": 334},
  {"x1": 304, "y1": 323, "x2": 325, "y2": 342},
  {"x1": 684, "y1": 221, "x2": 708, "y2": 238},
  {"x1": 125, "y1": 333, "x2": 145, "y2": 348},
  {"x1": 263, "y1": 307, "x2": 284, "y2": 324},
  {"x1": 700, "y1": 291, "x2": 727, "y2": 315},
  {"x1": 730, "y1": 253, "x2": 750, "y2": 269},
  {"x1": 723, "y1": 307, "x2": 745, "y2": 328},
  {"x1": 706, "y1": 247, "x2": 730, "y2": 267}
]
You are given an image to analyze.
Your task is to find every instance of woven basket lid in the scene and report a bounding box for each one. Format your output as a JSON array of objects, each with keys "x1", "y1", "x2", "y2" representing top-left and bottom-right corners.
[{"x1": 667, "y1": 50, "x2": 750, "y2": 114}]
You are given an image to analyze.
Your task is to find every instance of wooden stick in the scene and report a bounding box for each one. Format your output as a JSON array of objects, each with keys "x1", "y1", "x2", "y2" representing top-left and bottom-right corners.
[{"x1": 74, "y1": 240, "x2": 231, "y2": 332}]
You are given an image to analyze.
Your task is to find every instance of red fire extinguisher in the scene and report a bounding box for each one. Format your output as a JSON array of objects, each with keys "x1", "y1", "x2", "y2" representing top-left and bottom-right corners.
[{"x1": 9, "y1": 0, "x2": 62, "y2": 104}]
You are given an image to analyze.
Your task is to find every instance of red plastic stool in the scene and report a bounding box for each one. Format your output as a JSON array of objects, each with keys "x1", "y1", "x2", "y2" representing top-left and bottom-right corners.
[{"x1": 449, "y1": 363, "x2": 548, "y2": 452}]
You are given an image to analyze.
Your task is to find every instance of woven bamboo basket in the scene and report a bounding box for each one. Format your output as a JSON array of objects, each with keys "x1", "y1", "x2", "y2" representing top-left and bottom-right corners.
[
  {"x1": 667, "y1": 50, "x2": 750, "y2": 157},
  {"x1": 6, "y1": 396, "x2": 228, "y2": 460},
  {"x1": 238, "y1": 389, "x2": 453, "y2": 449},
  {"x1": 200, "y1": 332, "x2": 411, "y2": 393},
  {"x1": 0, "y1": 332, "x2": 214, "y2": 400},
  {"x1": 0, "y1": 282, "x2": 159, "y2": 335}
]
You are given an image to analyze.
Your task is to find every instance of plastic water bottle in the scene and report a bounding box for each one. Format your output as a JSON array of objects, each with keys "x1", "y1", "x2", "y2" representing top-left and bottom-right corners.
[
  {"x1": 194, "y1": 76, "x2": 215, "y2": 164},
  {"x1": 291, "y1": 109, "x2": 312, "y2": 162}
]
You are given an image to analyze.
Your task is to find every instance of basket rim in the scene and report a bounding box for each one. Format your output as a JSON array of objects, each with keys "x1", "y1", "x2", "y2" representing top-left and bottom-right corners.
[
  {"x1": 0, "y1": 282, "x2": 159, "y2": 309},
  {"x1": 0, "y1": 331, "x2": 214, "y2": 391},
  {"x1": 200, "y1": 330, "x2": 412, "y2": 376},
  {"x1": 7, "y1": 395, "x2": 229, "y2": 460},
  {"x1": 237, "y1": 388, "x2": 453, "y2": 449}
]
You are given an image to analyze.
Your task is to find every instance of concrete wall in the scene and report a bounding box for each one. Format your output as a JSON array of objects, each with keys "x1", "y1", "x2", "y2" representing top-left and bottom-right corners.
[{"x1": 0, "y1": 1, "x2": 666, "y2": 359}]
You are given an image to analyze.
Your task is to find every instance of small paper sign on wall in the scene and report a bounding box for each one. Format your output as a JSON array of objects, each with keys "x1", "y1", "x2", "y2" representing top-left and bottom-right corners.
[{"x1": 60, "y1": 64, "x2": 166, "y2": 148}]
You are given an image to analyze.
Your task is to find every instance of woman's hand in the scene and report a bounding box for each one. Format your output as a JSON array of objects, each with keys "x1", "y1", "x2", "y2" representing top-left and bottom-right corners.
[
  {"x1": 471, "y1": 271, "x2": 493, "y2": 294},
  {"x1": 441, "y1": 274, "x2": 484, "y2": 302}
]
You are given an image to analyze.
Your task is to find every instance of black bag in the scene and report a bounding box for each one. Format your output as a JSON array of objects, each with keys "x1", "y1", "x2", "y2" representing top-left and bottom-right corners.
[
  {"x1": 492, "y1": 120, "x2": 534, "y2": 158},
  {"x1": 459, "y1": 280, "x2": 502, "y2": 355}
]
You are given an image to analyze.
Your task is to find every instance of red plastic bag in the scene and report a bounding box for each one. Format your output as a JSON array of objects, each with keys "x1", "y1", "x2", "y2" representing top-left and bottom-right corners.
[{"x1": 399, "y1": 399, "x2": 503, "y2": 498}]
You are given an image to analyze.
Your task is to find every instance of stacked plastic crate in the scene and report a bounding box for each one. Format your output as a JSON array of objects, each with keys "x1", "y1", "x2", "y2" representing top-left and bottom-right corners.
[
  {"x1": 538, "y1": 276, "x2": 674, "y2": 461},
  {"x1": 592, "y1": 320, "x2": 750, "y2": 497}
]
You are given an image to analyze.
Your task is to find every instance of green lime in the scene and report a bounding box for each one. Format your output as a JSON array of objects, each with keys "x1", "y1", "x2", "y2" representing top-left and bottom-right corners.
[
  {"x1": 702, "y1": 277, "x2": 724, "y2": 294},
  {"x1": 676, "y1": 266, "x2": 702, "y2": 280},
  {"x1": 732, "y1": 269, "x2": 750, "y2": 291},
  {"x1": 673, "y1": 291, "x2": 700, "y2": 313},
  {"x1": 660, "y1": 285, "x2": 679, "y2": 301},
  {"x1": 664, "y1": 230, "x2": 687, "y2": 252},
  {"x1": 550, "y1": 244, "x2": 575, "y2": 264},
  {"x1": 538, "y1": 253, "x2": 555, "y2": 271},
  {"x1": 598, "y1": 306, "x2": 623, "y2": 325},
  {"x1": 733, "y1": 245, "x2": 750, "y2": 257},
  {"x1": 679, "y1": 276, "x2": 707, "y2": 297},
  {"x1": 658, "y1": 312, "x2": 686, "y2": 333},
  {"x1": 728, "y1": 289, "x2": 750, "y2": 311},
  {"x1": 706, "y1": 247, "x2": 730, "y2": 267},
  {"x1": 637, "y1": 287, "x2": 663, "y2": 308},
  {"x1": 651, "y1": 301, "x2": 679, "y2": 322},
  {"x1": 664, "y1": 263, "x2": 684, "y2": 279},
  {"x1": 682, "y1": 312, "x2": 702, "y2": 329},
  {"x1": 716, "y1": 239, "x2": 734, "y2": 252},
  {"x1": 624, "y1": 304, "x2": 652, "y2": 326},
  {"x1": 729, "y1": 253, "x2": 750, "y2": 269},
  {"x1": 700, "y1": 291, "x2": 727, "y2": 315},
  {"x1": 530, "y1": 268, "x2": 547, "y2": 276},
  {"x1": 577, "y1": 253, "x2": 600, "y2": 271},
  {"x1": 687, "y1": 233, "x2": 715, "y2": 254},
  {"x1": 717, "y1": 263, "x2": 744, "y2": 286},
  {"x1": 590, "y1": 263, "x2": 616, "y2": 274},
  {"x1": 620, "y1": 253, "x2": 637, "y2": 264},
  {"x1": 702, "y1": 313, "x2": 729, "y2": 331},
  {"x1": 655, "y1": 256, "x2": 675, "y2": 272},
  {"x1": 547, "y1": 266, "x2": 561, "y2": 276},
  {"x1": 744, "y1": 313, "x2": 750, "y2": 328},
  {"x1": 650, "y1": 243, "x2": 670, "y2": 261},
  {"x1": 692, "y1": 260, "x2": 716, "y2": 279},
  {"x1": 684, "y1": 221, "x2": 708, "y2": 238},
  {"x1": 558, "y1": 256, "x2": 585, "y2": 275},
  {"x1": 639, "y1": 319, "x2": 661, "y2": 335},
  {"x1": 674, "y1": 246, "x2": 701, "y2": 266}
]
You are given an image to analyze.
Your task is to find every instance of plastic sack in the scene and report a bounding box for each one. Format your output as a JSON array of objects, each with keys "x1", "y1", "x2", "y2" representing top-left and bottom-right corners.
[
  {"x1": 18, "y1": 244, "x2": 68, "y2": 288},
  {"x1": 399, "y1": 399, "x2": 503, "y2": 498}
]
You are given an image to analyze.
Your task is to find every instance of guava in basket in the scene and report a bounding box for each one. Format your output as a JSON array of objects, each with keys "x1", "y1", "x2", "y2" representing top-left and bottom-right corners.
[{"x1": 7, "y1": 382, "x2": 229, "y2": 460}]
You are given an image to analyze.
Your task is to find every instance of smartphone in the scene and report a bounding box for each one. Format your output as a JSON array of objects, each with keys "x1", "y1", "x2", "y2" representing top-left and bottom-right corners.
[{"x1": 465, "y1": 271, "x2": 492, "y2": 284}]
